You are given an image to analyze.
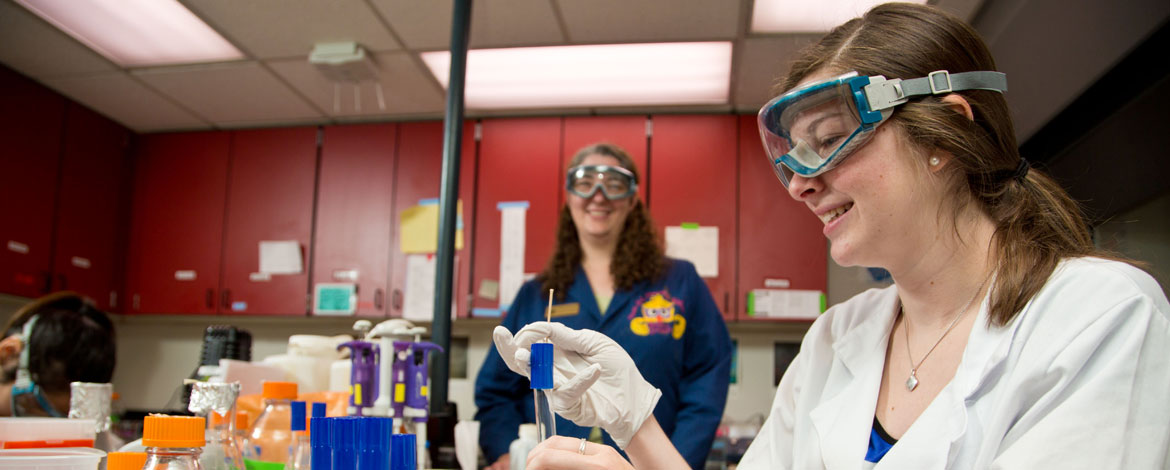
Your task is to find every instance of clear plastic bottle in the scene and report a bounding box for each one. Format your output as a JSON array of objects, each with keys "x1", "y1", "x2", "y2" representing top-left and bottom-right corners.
[
  {"x1": 142, "y1": 415, "x2": 206, "y2": 470},
  {"x1": 243, "y1": 381, "x2": 298, "y2": 469},
  {"x1": 204, "y1": 410, "x2": 246, "y2": 469},
  {"x1": 508, "y1": 424, "x2": 539, "y2": 470},
  {"x1": 106, "y1": 451, "x2": 147, "y2": 470}
]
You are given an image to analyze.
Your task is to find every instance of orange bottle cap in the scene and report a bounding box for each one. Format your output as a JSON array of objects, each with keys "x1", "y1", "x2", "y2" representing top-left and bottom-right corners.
[
  {"x1": 107, "y1": 452, "x2": 148, "y2": 470},
  {"x1": 142, "y1": 415, "x2": 205, "y2": 448},
  {"x1": 236, "y1": 410, "x2": 250, "y2": 430},
  {"x1": 261, "y1": 381, "x2": 298, "y2": 400}
]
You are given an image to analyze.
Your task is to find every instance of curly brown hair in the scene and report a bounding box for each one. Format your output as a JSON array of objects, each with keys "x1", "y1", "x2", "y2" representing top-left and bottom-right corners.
[{"x1": 538, "y1": 143, "x2": 667, "y2": 300}]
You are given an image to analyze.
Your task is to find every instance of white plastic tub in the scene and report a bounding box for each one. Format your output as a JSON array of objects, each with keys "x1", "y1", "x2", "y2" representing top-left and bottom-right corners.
[{"x1": 0, "y1": 448, "x2": 104, "y2": 470}]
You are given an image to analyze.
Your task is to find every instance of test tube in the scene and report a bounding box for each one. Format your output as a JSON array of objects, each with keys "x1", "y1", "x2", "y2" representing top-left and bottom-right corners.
[{"x1": 530, "y1": 342, "x2": 556, "y2": 441}]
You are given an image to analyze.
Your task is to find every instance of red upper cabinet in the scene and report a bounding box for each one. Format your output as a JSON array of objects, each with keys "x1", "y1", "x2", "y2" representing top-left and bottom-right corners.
[
  {"x1": 560, "y1": 116, "x2": 650, "y2": 207},
  {"x1": 0, "y1": 67, "x2": 66, "y2": 298},
  {"x1": 736, "y1": 114, "x2": 826, "y2": 320},
  {"x1": 126, "y1": 132, "x2": 231, "y2": 314},
  {"x1": 52, "y1": 104, "x2": 132, "y2": 311},
  {"x1": 314, "y1": 123, "x2": 397, "y2": 317},
  {"x1": 390, "y1": 121, "x2": 478, "y2": 318},
  {"x1": 472, "y1": 118, "x2": 563, "y2": 314},
  {"x1": 220, "y1": 127, "x2": 318, "y2": 315},
  {"x1": 647, "y1": 115, "x2": 738, "y2": 319}
]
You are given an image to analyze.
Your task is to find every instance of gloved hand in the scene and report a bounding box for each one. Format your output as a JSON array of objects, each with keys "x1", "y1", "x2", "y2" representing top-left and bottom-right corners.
[{"x1": 492, "y1": 322, "x2": 661, "y2": 449}]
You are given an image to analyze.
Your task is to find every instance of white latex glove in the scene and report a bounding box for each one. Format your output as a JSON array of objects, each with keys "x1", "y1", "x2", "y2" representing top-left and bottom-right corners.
[{"x1": 492, "y1": 322, "x2": 661, "y2": 449}]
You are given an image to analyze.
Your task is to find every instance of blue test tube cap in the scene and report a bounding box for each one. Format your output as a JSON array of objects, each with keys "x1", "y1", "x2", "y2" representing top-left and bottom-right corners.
[
  {"x1": 390, "y1": 434, "x2": 416, "y2": 470},
  {"x1": 311, "y1": 401, "x2": 327, "y2": 418},
  {"x1": 332, "y1": 417, "x2": 359, "y2": 470},
  {"x1": 291, "y1": 401, "x2": 307, "y2": 431},
  {"x1": 530, "y1": 342, "x2": 554, "y2": 390},
  {"x1": 358, "y1": 417, "x2": 392, "y2": 451},
  {"x1": 310, "y1": 417, "x2": 333, "y2": 470}
]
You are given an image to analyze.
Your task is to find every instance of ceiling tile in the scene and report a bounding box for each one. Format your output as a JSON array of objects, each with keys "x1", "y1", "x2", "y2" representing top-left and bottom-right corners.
[
  {"x1": 733, "y1": 35, "x2": 822, "y2": 111},
  {"x1": 43, "y1": 72, "x2": 209, "y2": 132},
  {"x1": 133, "y1": 62, "x2": 323, "y2": 124},
  {"x1": 556, "y1": 0, "x2": 741, "y2": 44},
  {"x1": 182, "y1": 0, "x2": 401, "y2": 59},
  {"x1": 267, "y1": 52, "x2": 446, "y2": 118},
  {"x1": 370, "y1": 0, "x2": 564, "y2": 50},
  {"x1": 0, "y1": 0, "x2": 116, "y2": 79}
]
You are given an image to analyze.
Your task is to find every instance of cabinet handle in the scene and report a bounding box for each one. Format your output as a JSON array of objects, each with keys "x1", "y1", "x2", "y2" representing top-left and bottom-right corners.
[
  {"x1": 392, "y1": 289, "x2": 403, "y2": 312},
  {"x1": 374, "y1": 288, "x2": 384, "y2": 310},
  {"x1": 206, "y1": 289, "x2": 214, "y2": 309},
  {"x1": 221, "y1": 289, "x2": 231, "y2": 310}
]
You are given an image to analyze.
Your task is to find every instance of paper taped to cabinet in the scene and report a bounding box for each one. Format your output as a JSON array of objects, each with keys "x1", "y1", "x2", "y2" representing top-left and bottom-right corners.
[{"x1": 747, "y1": 289, "x2": 825, "y2": 319}]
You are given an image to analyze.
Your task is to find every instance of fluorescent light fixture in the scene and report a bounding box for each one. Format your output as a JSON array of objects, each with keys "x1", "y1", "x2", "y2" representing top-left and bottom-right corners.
[
  {"x1": 15, "y1": 0, "x2": 243, "y2": 67},
  {"x1": 421, "y1": 42, "x2": 731, "y2": 109},
  {"x1": 751, "y1": 0, "x2": 928, "y2": 33}
]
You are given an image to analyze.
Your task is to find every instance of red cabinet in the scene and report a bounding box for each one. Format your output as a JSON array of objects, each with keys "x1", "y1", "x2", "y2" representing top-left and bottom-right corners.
[
  {"x1": 52, "y1": 103, "x2": 132, "y2": 310},
  {"x1": 313, "y1": 123, "x2": 397, "y2": 316},
  {"x1": 0, "y1": 67, "x2": 66, "y2": 298},
  {"x1": 471, "y1": 118, "x2": 563, "y2": 314},
  {"x1": 126, "y1": 132, "x2": 231, "y2": 314},
  {"x1": 560, "y1": 116, "x2": 650, "y2": 206},
  {"x1": 220, "y1": 127, "x2": 318, "y2": 315},
  {"x1": 736, "y1": 115, "x2": 826, "y2": 320},
  {"x1": 390, "y1": 121, "x2": 478, "y2": 317},
  {"x1": 647, "y1": 115, "x2": 738, "y2": 320}
]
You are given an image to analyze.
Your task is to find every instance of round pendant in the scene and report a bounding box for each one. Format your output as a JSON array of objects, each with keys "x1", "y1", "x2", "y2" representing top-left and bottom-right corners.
[{"x1": 906, "y1": 372, "x2": 919, "y2": 391}]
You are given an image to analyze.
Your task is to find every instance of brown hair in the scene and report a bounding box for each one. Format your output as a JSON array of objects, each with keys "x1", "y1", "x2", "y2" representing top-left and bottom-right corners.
[
  {"x1": 782, "y1": 3, "x2": 1109, "y2": 326},
  {"x1": 538, "y1": 143, "x2": 667, "y2": 300},
  {"x1": 3, "y1": 292, "x2": 116, "y2": 392}
]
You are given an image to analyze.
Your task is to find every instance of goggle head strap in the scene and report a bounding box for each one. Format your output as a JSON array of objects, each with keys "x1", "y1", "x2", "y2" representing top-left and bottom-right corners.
[
  {"x1": 863, "y1": 70, "x2": 1008, "y2": 112},
  {"x1": 14, "y1": 314, "x2": 38, "y2": 389}
]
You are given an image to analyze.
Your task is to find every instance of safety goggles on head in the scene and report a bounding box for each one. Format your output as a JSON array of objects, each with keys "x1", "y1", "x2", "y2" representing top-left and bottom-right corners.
[
  {"x1": 10, "y1": 314, "x2": 65, "y2": 418},
  {"x1": 757, "y1": 70, "x2": 1008, "y2": 187},
  {"x1": 566, "y1": 164, "x2": 638, "y2": 200}
]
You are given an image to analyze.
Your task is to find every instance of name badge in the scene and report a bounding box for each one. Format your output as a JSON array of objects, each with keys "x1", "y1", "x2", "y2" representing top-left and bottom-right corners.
[{"x1": 549, "y1": 303, "x2": 580, "y2": 318}]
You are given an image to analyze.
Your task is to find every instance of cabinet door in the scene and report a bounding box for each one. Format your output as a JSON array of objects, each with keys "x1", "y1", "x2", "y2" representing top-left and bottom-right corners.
[
  {"x1": 561, "y1": 116, "x2": 650, "y2": 207},
  {"x1": 471, "y1": 118, "x2": 563, "y2": 314},
  {"x1": 0, "y1": 67, "x2": 65, "y2": 298},
  {"x1": 314, "y1": 123, "x2": 396, "y2": 316},
  {"x1": 648, "y1": 115, "x2": 738, "y2": 320},
  {"x1": 220, "y1": 127, "x2": 318, "y2": 315},
  {"x1": 126, "y1": 132, "x2": 231, "y2": 314},
  {"x1": 53, "y1": 103, "x2": 131, "y2": 311},
  {"x1": 390, "y1": 121, "x2": 477, "y2": 318},
  {"x1": 736, "y1": 115, "x2": 826, "y2": 321}
]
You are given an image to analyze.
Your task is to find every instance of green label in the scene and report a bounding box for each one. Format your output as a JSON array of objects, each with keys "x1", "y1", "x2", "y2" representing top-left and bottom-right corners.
[
  {"x1": 680, "y1": 222, "x2": 700, "y2": 229},
  {"x1": 244, "y1": 458, "x2": 287, "y2": 470}
]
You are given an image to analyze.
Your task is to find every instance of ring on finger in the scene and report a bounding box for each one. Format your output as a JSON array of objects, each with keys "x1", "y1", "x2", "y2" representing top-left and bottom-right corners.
[{"x1": 578, "y1": 437, "x2": 588, "y2": 455}]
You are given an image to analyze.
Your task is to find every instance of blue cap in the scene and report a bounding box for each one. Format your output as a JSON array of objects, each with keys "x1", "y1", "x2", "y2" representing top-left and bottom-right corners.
[
  {"x1": 291, "y1": 401, "x2": 307, "y2": 431},
  {"x1": 530, "y1": 342, "x2": 554, "y2": 390},
  {"x1": 358, "y1": 417, "x2": 392, "y2": 470},
  {"x1": 311, "y1": 402, "x2": 327, "y2": 418},
  {"x1": 332, "y1": 417, "x2": 359, "y2": 470},
  {"x1": 390, "y1": 434, "x2": 416, "y2": 470}
]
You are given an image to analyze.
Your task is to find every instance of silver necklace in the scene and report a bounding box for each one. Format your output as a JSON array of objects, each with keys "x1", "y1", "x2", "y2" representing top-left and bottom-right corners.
[{"x1": 902, "y1": 277, "x2": 989, "y2": 391}]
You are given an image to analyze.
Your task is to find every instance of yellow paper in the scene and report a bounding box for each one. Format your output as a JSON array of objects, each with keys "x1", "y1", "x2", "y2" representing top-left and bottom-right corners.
[{"x1": 400, "y1": 200, "x2": 464, "y2": 253}]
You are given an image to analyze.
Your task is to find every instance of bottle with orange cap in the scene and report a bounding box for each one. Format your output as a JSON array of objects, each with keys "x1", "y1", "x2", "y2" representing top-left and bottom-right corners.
[
  {"x1": 243, "y1": 381, "x2": 298, "y2": 469},
  {"x1": 107, "y1": 451, "x2": 147, "y2": 470},
  {"x1": 142, "y1": 415, "x2": 206, "y2": 470}
]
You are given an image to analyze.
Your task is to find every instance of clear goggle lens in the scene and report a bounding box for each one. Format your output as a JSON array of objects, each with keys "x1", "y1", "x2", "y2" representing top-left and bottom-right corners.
[{"x1": 566, "y1": 165, "x2": 637, "y2": 200}]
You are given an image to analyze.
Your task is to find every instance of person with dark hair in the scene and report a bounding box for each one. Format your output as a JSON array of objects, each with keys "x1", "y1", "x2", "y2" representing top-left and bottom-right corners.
[
  {"x1": 0, "y1": 291, "x2": 117, "y2": 417},
  {"x1": 474, "y1": 143, "x2": 732, "y2": 470},
  {"x1": 497, "y1": 4, "x2": 1169, "y2": 469}
]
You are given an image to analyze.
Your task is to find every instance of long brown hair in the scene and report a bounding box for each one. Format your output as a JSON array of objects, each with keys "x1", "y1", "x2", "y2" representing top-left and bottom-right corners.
[
  {"x1": 538, "y1": 143, "x2": 667, "y2": 300},
  {"x1": 782, "y1": 3, "x2": 1110, "y2": 326}
]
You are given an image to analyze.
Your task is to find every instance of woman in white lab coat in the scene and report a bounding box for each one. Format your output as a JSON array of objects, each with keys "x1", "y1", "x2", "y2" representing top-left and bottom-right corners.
[{"x1": 492, "y1": 3, "x2": 1170, "y2": 469}]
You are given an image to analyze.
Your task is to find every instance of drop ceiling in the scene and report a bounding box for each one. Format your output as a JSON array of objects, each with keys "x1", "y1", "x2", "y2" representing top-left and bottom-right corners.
[{"x1": 0, "y1": 0, "x2": 1166, "y2": 142}]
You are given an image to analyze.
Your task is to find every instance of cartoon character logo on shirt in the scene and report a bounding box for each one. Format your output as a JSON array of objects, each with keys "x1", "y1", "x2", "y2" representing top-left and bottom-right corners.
[{"x1": 628, "y1": 291, "x2": 686, "y2": 339}]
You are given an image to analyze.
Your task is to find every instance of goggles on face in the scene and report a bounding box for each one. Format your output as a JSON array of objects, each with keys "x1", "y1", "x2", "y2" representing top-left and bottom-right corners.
[
  {"x1": 566, "y1": 164, "x2": 638, "y2": 200},
  {"x1": 757, "y1": 70, "x2": 1008, "y2": 187},
  {"x1": 10, "y1": 314, "x2": 65, "y2": 418}
]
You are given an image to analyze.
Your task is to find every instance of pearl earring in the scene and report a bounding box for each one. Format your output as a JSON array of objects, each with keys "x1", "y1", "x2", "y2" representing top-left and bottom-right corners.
[{"x1": 929, "y1": 156, "x2": 941, "y2": 166}]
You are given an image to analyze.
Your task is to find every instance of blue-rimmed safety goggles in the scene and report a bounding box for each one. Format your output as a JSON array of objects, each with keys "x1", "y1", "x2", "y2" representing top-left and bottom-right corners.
[
  {"x1": 565, "y1": 164, "x2": 638, "y2": 200},
  {"x1": 758, "y1": 70, "x2": 1007, "y2": 187}
]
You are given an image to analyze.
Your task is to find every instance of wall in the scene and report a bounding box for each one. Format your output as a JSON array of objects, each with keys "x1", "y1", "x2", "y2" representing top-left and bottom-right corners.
[{"x1": 1094, "y1": 190, "x2": 1170, "y2": 300}]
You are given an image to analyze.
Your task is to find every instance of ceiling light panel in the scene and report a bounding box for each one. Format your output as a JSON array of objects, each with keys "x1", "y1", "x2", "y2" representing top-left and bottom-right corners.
[
  {"x1": 422, "y1": 42, "x2": 732, "y2": 109},
  {"x1": 14, "y1": 0, "x2": 243, "y2": 67},
  {"x1": 751, "y1": 0, "x2": 928, "y2": 33}
]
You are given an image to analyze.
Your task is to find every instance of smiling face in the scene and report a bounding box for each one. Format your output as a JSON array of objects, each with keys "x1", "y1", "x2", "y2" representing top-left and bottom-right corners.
[
  {"x1": 784, "y1": 71, "x2": 948, "y2": 271},
  {"x1": 567, "y1": 154, "x2": 636, "y2": 244}
]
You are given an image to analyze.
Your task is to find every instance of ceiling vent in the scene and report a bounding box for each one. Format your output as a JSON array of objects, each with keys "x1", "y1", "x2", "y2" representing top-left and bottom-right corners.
[{"x1": 309, "y1": 41, "x2": 378, "y2": 83}]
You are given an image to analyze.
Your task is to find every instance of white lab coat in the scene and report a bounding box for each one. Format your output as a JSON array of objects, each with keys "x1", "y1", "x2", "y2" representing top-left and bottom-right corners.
[{"x1": 738, "y1": 257, "x2": 1170, "y2": 469}]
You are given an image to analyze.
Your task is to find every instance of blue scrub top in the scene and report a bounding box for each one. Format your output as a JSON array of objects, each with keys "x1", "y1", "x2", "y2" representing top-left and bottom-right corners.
[{"x1": 474, "y1": 259, "x2": 732, "y2": 470}]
